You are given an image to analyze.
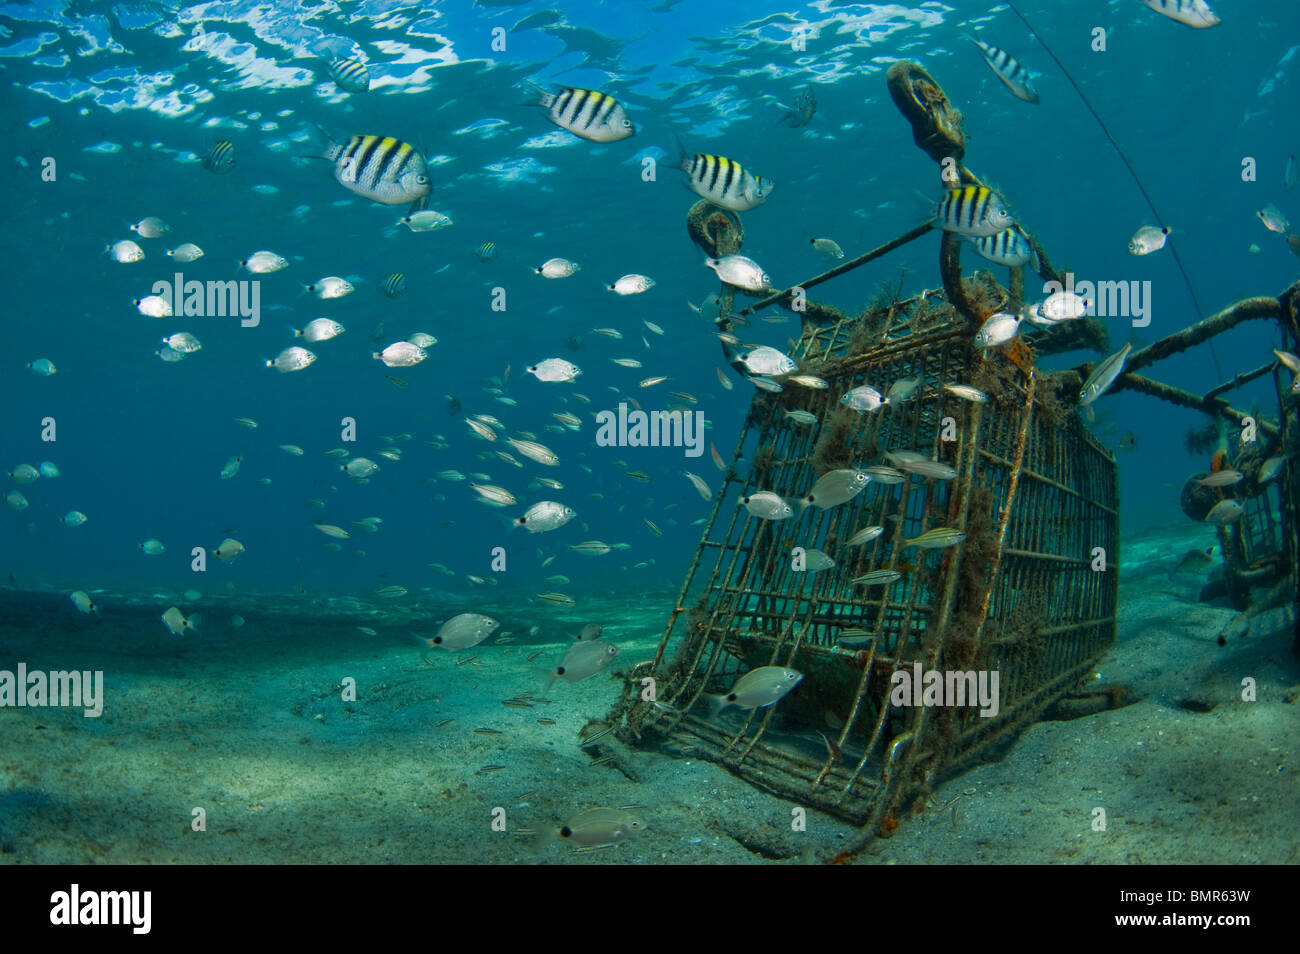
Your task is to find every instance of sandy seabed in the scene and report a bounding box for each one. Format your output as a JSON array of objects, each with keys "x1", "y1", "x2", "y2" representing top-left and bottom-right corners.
[{"x1": 0, "y1": 522, "x2": 1296, "y2": 865}]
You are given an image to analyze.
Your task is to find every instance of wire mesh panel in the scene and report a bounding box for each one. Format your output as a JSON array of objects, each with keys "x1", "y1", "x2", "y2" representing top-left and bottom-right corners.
[{"x1": 608, "y1": 293, "x2": 1119, "y2": 828}]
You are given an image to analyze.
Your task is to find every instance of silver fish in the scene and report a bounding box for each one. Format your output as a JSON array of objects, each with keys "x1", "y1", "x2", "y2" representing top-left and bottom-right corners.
[
  {"x1": 943, "y1": 384, "x2": 989, "y2": 403},
  {"x1": 741, "y1": 491, "x2": 794, "y2": 520},
  {"x1": 904, "y1": 527, "x2": 966, "y2": 549},
  {"x1": 898, "y1": 459, "x2": 957, "y2": 480},
  {"x1": 419, "y1": 613, "x2": 499, "y2": 650},
  {"x1": 547, "y1": 640, "x2": 619, "y2": 685},
  {"x1": 846, "y1": 525, "x2": 885, "y2": 546},
  {"x1": 797, "y1": 549, "x2": 835, "y2": 572},
  {"x1": 705, "y1": 666, "x2": 803, "y2": 714},
  {"x1": 515, "y1": 501, "x2": 576, "y2": 533},
  {"x1": 840, "y1": 385, "x2": 888, "y2": 412},
  {"x1": 851, "y1": 569, "x2": 902, "y2": 587},
  {"x1": 1129, "y1": 226, "x2": 1170, "y2": 255},
  {"x1": 737, "y1": 346, "x2": 795, "y2": 376},
  {"x1": 1204, "y1": 500, "x2": 1243, "y2": 525},
  {"x1": 1079, "y1": 342, "x2": 1133, "y2": 406},
  {"x1": 974, "y1": 312, "x2": 1021, "y2": 348},
  {"x1": 801, "y1": 469, "x2": 870, "y2": 509}
]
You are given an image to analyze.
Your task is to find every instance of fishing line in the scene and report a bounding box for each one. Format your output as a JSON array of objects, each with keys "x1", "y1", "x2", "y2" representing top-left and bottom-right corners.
[{"x1": 1004, "y1": 1, "x2": 1225, "y2": 379}]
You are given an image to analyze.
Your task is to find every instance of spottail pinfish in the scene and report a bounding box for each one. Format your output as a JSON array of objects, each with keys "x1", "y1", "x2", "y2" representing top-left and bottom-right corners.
[{"x1": 702, "y1": 666, "x2": 803, "y2": 717}]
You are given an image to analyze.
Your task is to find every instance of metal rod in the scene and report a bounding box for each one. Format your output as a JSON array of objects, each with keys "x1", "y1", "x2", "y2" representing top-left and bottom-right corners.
[
  {"x1": 736, "y1": 221, "x2": 936, "y2": 317},
  {"x1": 1203, "y1": 361, "x2": 1275, "y2": 400},
  {"x1": 1105, "y1": 371, "x2": 1279, "y2": 437},
  {"x1": 1124, "y1": 296, "x2": 1282, "y2": 375}
]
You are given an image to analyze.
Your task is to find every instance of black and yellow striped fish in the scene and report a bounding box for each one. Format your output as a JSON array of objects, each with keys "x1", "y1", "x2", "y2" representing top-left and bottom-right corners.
[
  {"x1": 936, "y1": 185, "x2": 1013, "y2": 237},
  {"x1": 474, "y1": 241, "x2": 496, "y2": 262},
  {"x1": 380, "y1": 273, "x2": 407, "y2": 298},
  {"x1": 328, "y1": 57, "x2": 370, "y2": 93},
  {"x1": 676, "y1": 138, "x2": 774, "y2": 212},
  {"x1": 321, "y1": 133, "x2": 430, "y2": 206},
  {"x1": 966, "y1": 225, "x2": 1037, "y2": 268},
  {"x1": 529, "y1": 84, "x2": 634, "y2": 143},
  {"x1": 201, "y1": 140, "x2": 234, "y2": 174},
  {"x1": 965, "y1": 35, "x2": 1039, "y2": 104}
]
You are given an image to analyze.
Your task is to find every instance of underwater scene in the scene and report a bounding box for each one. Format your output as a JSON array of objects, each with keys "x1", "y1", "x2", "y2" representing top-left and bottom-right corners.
[{"x1": 1, "y1": 0, "x2": 1298, "y2": 867}]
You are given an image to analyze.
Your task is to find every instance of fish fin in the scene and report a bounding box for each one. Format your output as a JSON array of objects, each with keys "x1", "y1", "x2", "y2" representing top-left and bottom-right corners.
[
  {"x1": 407, "y1": 194, "x2": 428, "y2": 214},
  {"x1": 185, "y1": 614, "x2": 201, "y2": 634},
  {"x1": 522, "y1": 80, "x2": 552, "y2": 108},
  {"x1": 702, "y1": 693, "x2": 728, "y2": 719}
]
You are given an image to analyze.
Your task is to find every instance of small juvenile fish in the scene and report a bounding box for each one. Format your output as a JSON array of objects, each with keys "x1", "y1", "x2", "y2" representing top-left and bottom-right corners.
[
  {"x1": 810, "y1": 237, "x2": 844, "y2": 259},
  {"x1": 852, "y1": 569, "x2": 902, "y2": 587},
  {"x1": 242, "y1": 250, "x2": 288, "y2": 274},
  {"x1": 705, "y1": 666, "x2": 803, "y2": 715},
  {"x1": 607, "y1": 274, "x2": 655, "y2": 295},
  {"x1": 840, "y1": 385, "x2": 888, "y2": 412},
  {"x1": 1129, "y1": 226, "x2": 1171, "y2": 255},
  {"x1": 400, "y1": 210, "x2": 453, "y2": 233},
  {"x1": 161, "y1": 606, "x2": 198, "y2": 636},
  {"x1": 644, "y1": 518, "x2": 662, "y2": 536},
  {"x1": 1079, "y1": 342, "x2": 1133, "y2": 406},
  {"x1": 108, "y1": 239, "x2": 144, "y2": 263},
  {"x1": 536, "y1": 258, "x2": 580, "y2": 279},
  {"x1": 328, "y1": 56, "x2": 370, "y2": 93},
  {"x1": 846, "y1": 525, "x2": 884, "y2": 546},
  {"x1": 1204, "y1": 500, "x2": 1243, "y2": 525},
  {"x1": 1195, "y1": 469, "x2": 1242, "y2": 487},
  {"x1": 570, "y1": 540, "x2": 611, "y2": 555},
  {"x1": 376, "y1": 585, "x2": 408, "y2": 599},
  {"x1": 537, "y1": 592, "x2": 577, "y2": 607},
  {"x1": 545, "y1": 640, "x2": 619, "y2": 688},
  {"x1": 267, "y1": 347, "x2": 315, "y2": 373},
  {"x1": 71, "y1": 591, "x2": 98, "y2": 614},
  {"x1": 214, "y1": 538, "x2": 245, "y2": 562},
  {"x1": 1257, "y1": 204, "x2": 1290, "y2": 234},
  {"x1": 683, "y1": 471, "x2": 713, "y2": 501},
  {"x1": 507, "y1": 438, "x2": 560, "y2": 466},
  {"x1": 862, "y1": 465, "x2": 905, "y2": 483},
  {"x1": 528, "y1": 358, "x2": 582, "y2": 383},
  {"x1": 737, "y1": 346, "x2": 796, "y2": 377},
  {"x1": 612, "y1": 358, "x2": 643, "y2": 368},
  {"x1": 643, "y1": 319, "x2": 665, "y2": 335},
  {"x1": 787, "y1": 374, "x2": 829, "y2": 390},
  {"x1": 904, "y1": 527, "x2": 966, "y2": 549},
  {"x1": 593, "y1": 328, "x2": 624, "y2": 339},
  {"x1": 784, "y1": 409, "x2": 817, "y2": 425},
  {"x1": 639, "y1": 376, "x2": 668, "y2": 388},
  {"x1": 315, "y1": 523, "x2": 350, "y2": 539},
  {"x1": 943, "y1": 384, "x2": 989, "y2": 403},
  {"x1": 974, "y1": 312, "x2": 1021, "y2": 348},
  {"x1": 797, "y1": 549, "x2": 835, "y2": 573},
  {"x1": 167, "y1": 243, "x2": 203, "y2": 263},
  {"x1": 419, "y1": 613, "x2": 499, "y2": 651},
  {"x1": 1257, "y1": 455, "x2": 1286, "y2": 483},
  {"x1": 219, "y1": 456, "x2": 242, "y2": 480},
  {"x1": 515, "y1": 501, "x2": 576, "y2": 533},
  {"x1": 899, "y1": 459, "x2": 957, "y2": 480},
  {"x1": 705, "y1": 255, "x2": 772, "y2": 292},
  {"x1": 801, "y1": 468, "x2": 870, "y2": 509},
  {"x1": 202, "y1": 140, "x2": 235, "y2": 174},
  {"x1": 1272, "y1": 349, "x2": 1300, "y2": 373},
  {"x1": 130, "y1": 216, "x2": 170, "y2": 239},
  {"x1": 549, "y1": 807, "x2": 646, "y2": 849},
  {"x1": 740, "y1": 491, "x2": 794, "y2": 520},
  {"x1": 472, "y1": 483, "x2": 518, "y2": 506}
]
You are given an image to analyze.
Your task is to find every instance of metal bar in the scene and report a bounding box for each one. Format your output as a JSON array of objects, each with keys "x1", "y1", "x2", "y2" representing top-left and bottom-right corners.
[
  {"x1": 1203, "y1": 361, "x2": 1275, "y2": 400},
  {"x1": 1124, "y1": 296, "x2": 1283, "y2": 375},
  {"x1": 736, "y1": 222, "x2": 936, "y2": 317},
  {"x1": 1105, "y1": 371, "x2": 1279, "y2": 437}
]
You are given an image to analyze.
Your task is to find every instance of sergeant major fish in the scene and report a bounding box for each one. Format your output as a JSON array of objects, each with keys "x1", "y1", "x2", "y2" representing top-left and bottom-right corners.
[
  {"x1": 677, "y1": 138, "x2": 774, "y2": 212},
  {"x1": 528, "y1": 84, "x2": 635, "y2": 143},
  {"x1": 317, "y1": 131, "x2": 431, "y2": 206},
  {"x1": 966, "y1": 34, "x2": 1039, "y2": 104}
]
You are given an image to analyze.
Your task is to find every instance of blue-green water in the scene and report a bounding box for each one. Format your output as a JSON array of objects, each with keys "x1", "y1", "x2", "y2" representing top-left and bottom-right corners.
[{"x1": 1, "y1": 0, "x2": 1298, "y2": 864}]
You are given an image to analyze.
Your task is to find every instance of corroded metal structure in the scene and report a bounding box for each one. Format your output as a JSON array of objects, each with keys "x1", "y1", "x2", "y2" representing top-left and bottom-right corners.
[{"x1": 604, "y1": 61, "x2": 1300, "y2": 854}]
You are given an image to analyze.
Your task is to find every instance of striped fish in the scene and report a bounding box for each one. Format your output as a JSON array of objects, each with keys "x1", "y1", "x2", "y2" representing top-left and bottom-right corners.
[
  {"x1": 474, "y1": 241, "x2": 497, "y2": 262},
  {"x1": 201, "y1": 140, "x2": 234, "y2": 174},
  {"x1": 677, "y1": 140, "x2": 774, "y2": 212},
  {"x1": 321, "y1": 133, "x2": 430, "y2": 206},
  {"x1": 380, "y1": 273, "x2": 406, "y2": 298},
  {"x1": 328, "y1": 57, "x2": 371, "y2": 93},
  {"x1": 965, "y1": 35, "x2": 1039, "y2": 104},
  {"x1": 529, "y1": 84, "x2": 634, "y2": 143},
  {"x1": 1142, "y1": 0, "x2": 1220, "y2": 28},
  {"x1": 966, "y1": 226, "x2": 1037, "y2": 268},
  {"x1": 936, "y1": 185, "x2": 1014, "y2": 237}
]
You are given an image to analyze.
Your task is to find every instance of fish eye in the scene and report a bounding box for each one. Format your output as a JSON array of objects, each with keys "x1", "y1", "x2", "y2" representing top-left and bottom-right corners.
[
  {"x1": 416, "y1": 174, "x2": 429, "y2": 184},
  {"x1": 623, "y1": 119, "x2": 633, "y2": 127}
]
